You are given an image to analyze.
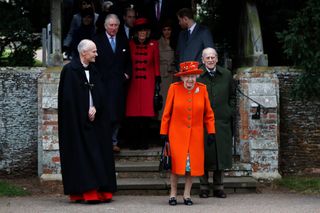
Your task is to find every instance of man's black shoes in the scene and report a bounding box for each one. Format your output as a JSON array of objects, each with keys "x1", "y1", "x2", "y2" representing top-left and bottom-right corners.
[{"x1": 213, "y1": 190, "x2": 227, "y2": 198}]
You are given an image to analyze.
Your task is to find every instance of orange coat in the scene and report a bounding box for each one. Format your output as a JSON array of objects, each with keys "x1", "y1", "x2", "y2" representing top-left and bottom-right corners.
[{"x1": 160, "y1": 82, "x2": 215, "y2": 176}]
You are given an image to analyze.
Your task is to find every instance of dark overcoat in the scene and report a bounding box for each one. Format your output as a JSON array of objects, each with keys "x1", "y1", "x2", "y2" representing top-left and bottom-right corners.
[
  {"x1": 93, "y1": 33, "x2": 132, "y2": 122},
  {"x1": 58, "y1": 58, "x2": 116, "y2": 195},
  {"x1": 176, "y1": 24, "x2": 213, "y2": 66},
  {"x1": 198, "y1": 65, "x2": 235, "y2": 170}
]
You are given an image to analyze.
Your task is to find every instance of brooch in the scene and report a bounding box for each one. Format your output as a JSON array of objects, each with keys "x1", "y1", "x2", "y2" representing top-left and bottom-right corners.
[
  {"x1": 122, "y1": 49, "x2": 126, "y2": 52},
  {"x1": 195, "y1": 87, "x2": 199, "y2": 94}
]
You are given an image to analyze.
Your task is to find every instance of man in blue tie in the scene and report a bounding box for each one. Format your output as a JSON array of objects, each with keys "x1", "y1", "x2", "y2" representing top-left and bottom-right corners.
[{"x1": 94, "y1": 14, "x2": 132, "y2": 153}]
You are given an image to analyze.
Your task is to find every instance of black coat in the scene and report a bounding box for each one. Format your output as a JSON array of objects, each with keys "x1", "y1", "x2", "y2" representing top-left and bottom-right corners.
[
  {"x1": 58, "y1": 58, "x2": 116, "y2": 195},
  {"x1": 93, "y1": 32, "x2": 132, "y2": 122}
]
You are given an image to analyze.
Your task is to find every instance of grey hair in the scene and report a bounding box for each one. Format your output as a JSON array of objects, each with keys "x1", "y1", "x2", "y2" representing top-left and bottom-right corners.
[
  {"x1": 202, "y1": 47, "x2": 218, "y2": 57},
  {"x1": 104, "y1": 13, "x2": 120, "y2": 26},
  {"x1": 77, "y1": 39, "x2": 94, "y2": 54}
]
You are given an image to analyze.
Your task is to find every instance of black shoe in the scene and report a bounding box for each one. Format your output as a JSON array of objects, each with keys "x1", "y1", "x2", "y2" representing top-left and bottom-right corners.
[
  {"x1": 183, "y1": 197, "x2": 193, "y2": 206},
  {"x1": 199, "y1": 190, "x2": 209, "y2": 198},
  {"x1": 86, "y1": 200, "x2": 100, "y2": 204},
  {"x1": 168, "y1": 197, "x2": 177, "y2": 206},
  {"x1": 213, "y1": 190, "x2": 227, "y2": 198}
]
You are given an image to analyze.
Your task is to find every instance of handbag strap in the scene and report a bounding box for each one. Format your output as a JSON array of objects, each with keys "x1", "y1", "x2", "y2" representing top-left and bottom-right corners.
[{"x1": 164, "y1": 141, "x2": 171, "y2": 156}]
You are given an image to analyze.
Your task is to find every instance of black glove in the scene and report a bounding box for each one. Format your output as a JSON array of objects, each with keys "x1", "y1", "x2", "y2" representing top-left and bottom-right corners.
[
  {"x1": 160, "y1": 134, "x2": 169, "y2": 143},
  {"x1": 207, "y1": 134, "x2": 216, "y2": 146},
  {"x1": 155, "y1": 76, "x2": 162, "y2": 84},
  {"x1": 155, "y1": 76, "x2": 161, "y2": 94}
]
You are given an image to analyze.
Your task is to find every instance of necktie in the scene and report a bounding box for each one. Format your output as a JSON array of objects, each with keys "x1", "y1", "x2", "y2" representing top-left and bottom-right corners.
[
  {"x1": 187, "y1": 29, "x2": 191, "y2": 40},
  {"x1": 110, "y1": 37, "x2": 116, "y2": 52},
  {"x1": 156, "y1": 2, "x2": 160, "y2": 20}
]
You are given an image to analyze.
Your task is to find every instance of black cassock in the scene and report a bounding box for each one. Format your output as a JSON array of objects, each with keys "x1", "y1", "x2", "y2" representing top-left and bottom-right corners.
[{"x1": 58, "y1": 58, "x2": 116, "y2": 195}]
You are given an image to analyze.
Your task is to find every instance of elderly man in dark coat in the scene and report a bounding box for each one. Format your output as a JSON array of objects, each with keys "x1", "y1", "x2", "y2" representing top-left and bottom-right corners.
[
  {"x1": 58, "y1": 39, "x2": 116, "y2": 203},
  {"x1": 93, "y1": 13, "x2": 132, "y2": 152},
  {"x1": 198, "y1": 47, "x2": 235, "y2": 199}
]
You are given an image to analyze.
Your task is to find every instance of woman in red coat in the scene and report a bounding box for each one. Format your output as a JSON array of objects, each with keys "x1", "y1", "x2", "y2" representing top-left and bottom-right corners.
[
  {"x1": 160, "y1": 61, "x2": 216, "y2": 206},
  {"x1": 126, "y1": 18, "x2": 161, "y2": 149}
]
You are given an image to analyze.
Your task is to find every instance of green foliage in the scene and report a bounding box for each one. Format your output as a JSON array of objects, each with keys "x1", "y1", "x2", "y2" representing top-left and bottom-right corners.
[
  {"x1": 0, "y1": 2, "x2": 41, "y2": 66},
  {"x1": 0, "y1": 180, "x2": 30, "y2": 197},
  {"x1": 274, "y1": 176, "x2": 320, "y2": 194},
  {"x1": 277, "y1": 0, "x2": 320, "y2": 100}
]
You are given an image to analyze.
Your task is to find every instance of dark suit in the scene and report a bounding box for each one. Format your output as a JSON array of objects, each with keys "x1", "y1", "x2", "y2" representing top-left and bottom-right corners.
[
  {"x1": 144, "y1": 0, "x2": 177, "y2": 39},
  {"x1": 176, "y1": 24, "x2": 214, "y2": 66},
  {"x1": 93, "y1": 32, "x2": 132, "y2": 123}
]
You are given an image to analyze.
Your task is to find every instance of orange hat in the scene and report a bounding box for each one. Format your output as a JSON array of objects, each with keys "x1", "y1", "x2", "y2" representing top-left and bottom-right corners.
[{"x1": 174, "y1": 61, "x2": 203, "y2": 77}]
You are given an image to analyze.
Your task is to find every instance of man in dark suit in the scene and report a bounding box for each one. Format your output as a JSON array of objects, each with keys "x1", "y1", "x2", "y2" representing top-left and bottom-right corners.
[
  {"x1": 176, "y1": 8, "x2": 214, "y2": 67},
  {"x1": 118, "y1": 7, "x2": 136, "y2": 40},
  {"x1": 94, "y1": 13, "x2": 132, "y2": 153},
  {"x1": 143, "y1": 0, "x2": 177, "y2": 39}
]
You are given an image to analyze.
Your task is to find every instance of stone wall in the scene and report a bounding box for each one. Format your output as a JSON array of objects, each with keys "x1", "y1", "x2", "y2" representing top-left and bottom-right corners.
[
  {"x1": 1, "y1": 67, "x2": 319, "y2": 178},
  {"x1": 0, "y1": 67, "x2": 43, "y2": 177},
  {"x1": 277, "y1": 69, "x2": 320, "y2": 176}
]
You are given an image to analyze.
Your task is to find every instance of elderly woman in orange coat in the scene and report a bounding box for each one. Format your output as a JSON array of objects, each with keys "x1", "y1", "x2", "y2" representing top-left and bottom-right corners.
[{"x1": 160, "y1": 61, "x2": 216, "y2": 206}]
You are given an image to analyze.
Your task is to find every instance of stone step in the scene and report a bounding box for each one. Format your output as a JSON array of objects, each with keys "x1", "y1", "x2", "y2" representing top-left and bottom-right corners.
[
  {"x1": 116, "y1": 176, "x2": 257, "y2": 195},
  {"x1": 115, "y1": 161, "x2": 252, "y2": 178},
  {"x1": 114, "y1": 147, "x2": 162, "y2": 162},
  {"x1": 115, "y1": 147, "x2": 243, "y2": 163}
]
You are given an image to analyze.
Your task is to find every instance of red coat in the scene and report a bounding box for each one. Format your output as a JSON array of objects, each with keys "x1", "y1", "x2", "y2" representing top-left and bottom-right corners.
[
  {"x1": 160, "y1": 82, "x2": 215, "y2": 176},
  {"x1": 126, "y1": 39, "x2": 160, "y2": 117}
]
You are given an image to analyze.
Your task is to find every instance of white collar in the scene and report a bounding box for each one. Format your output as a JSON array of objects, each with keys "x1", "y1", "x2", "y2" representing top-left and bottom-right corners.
[{"x1": 188, "y1": 23, "x2": 196, "y2": 34}]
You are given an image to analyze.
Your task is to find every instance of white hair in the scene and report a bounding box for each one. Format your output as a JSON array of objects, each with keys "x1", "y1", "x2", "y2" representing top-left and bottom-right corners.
[
  {"x1": 202, "y1": 47, "x2": 218, "y2": 57},
  {"x1": 104, "y1": 13, "x2": 120, "y2": 26},
  {"x1": 77, "y1": 39, "x2": 95, "y2": 54}
]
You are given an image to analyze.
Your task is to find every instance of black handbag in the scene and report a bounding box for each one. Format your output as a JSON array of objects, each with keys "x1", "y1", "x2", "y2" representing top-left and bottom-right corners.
[
  {"x1": 154, "y1": 82, "x2": 163, "y2": 111},
  {"x1": 159, "y1": 141, "x2": 171, "y2": 171}
]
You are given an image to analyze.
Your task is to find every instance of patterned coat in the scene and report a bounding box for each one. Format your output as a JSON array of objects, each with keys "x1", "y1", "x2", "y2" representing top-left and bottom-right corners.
[
  {"x1": 126, "y1": 39, "x2": 160, "y2": 117},
  {"x1": 160, "y1": 82, "x2": 215, "y2": 176}
]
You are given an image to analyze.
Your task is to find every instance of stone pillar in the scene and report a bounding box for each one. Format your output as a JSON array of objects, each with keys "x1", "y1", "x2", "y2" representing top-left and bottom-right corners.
[
  {"x1": 49, "y1": 0, "x2": 63, "y2": 66},
  {"x1": 38, "y1": 68, "x2": 61, "y2": 180},
  {"x1": 236, "y1": 67, "x2": 281, "y2": 180},
  {"x1": 238, "y1": 0, "x2": 268, "y2": 66}
]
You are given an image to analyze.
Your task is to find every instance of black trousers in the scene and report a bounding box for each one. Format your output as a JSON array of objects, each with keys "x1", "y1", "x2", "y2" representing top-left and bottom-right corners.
[
  {"x1": 199, "y1": 170, "x2": 224, "y2": 192},
  {"x1": 126, "y1": 117, "x2": 152, "y2": 148}
]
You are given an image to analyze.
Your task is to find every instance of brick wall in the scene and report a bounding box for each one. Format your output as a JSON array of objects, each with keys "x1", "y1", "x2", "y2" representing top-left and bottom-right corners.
[
  {"x1": 0, "y1": 67, "x2": 43, "y2": 177},
  {"x1": 277, "y1": 69, "x2": 320, "y2": 176},
  {"x1": 236, "y1": 67, "x2": 281, "y2": 179},
  {"x1": 38, "y1": 68, "x2": 61, "y2": 177}
]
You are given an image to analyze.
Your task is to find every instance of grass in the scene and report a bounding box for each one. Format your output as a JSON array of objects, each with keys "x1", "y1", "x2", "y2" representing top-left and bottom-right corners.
[
  {"x1": 0, "y1": 180, "x2": 30, "y2": 197},
  {"x1": 274, "y1": 176, "x2": 320, "y2": 194}
]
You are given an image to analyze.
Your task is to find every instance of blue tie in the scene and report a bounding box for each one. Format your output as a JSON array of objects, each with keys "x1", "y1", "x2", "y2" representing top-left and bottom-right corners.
[{"x1": 110, "y1": 37, "x2": 116, "y2": 52}]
